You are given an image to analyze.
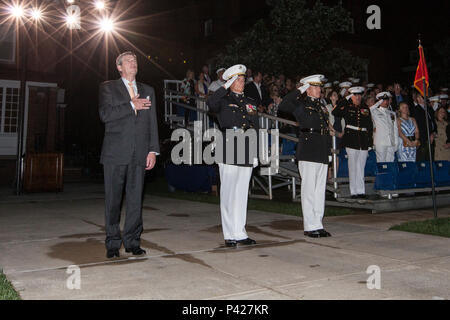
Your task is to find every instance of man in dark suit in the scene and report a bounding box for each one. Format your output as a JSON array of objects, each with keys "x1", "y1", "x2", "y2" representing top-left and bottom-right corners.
[
  {"x1": 99, "y1": 51, "x2": 160, "y2": 258},
  {"x1": 411, "y1": 92, "x2": 436, "y2": 161},
  {"x1": 244, "y1": 70, "x2": 270, "y2": 112}
]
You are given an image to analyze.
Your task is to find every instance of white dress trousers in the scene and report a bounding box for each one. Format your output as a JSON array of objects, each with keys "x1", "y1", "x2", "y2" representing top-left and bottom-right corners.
[
  {"x1": 218, "y1": 163, "x2": 253, "y2": 241},
  {"x1": 375, "y1": 146, "x2": 396, "y2": 162},
  {"x1": 298, "y1": 161, "x2": 328, "y2": 232},
  {"x1": 346, "y1": 147, "x2": 368, "y2": 195}
]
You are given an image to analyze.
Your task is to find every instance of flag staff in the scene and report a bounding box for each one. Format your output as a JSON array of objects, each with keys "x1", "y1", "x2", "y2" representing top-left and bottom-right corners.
[{"x1": 417, "y1": 36, "x2": 438, "y2": 218}]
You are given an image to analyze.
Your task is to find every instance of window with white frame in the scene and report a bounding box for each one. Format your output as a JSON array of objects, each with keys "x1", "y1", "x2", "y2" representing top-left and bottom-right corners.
[
  {"x1": 0, "y1": 84, "x2": 20, "y2": 134},
  {"x1": 0, "y1": 24, "x2": 16, "y2": 63}
]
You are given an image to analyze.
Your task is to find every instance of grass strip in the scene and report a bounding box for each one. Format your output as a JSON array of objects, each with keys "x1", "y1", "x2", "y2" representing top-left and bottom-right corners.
[
  {"x1": 0, "y1": 270, "x2": 21, "y2": 300},
  {"x1": 390, "y1": 217, "x2": 450, "y2": 238}
]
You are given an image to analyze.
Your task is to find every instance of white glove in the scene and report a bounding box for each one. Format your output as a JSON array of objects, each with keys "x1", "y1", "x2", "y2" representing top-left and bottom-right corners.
[
  {"x1": 346, "y1": 94, "x2": 354, "y2": 101},
  {"x1": 298, "y1": 83, "x2": 309, "y2": 94},
  {"x1": 224, "y1": 75, "x2": 238, "y2": 89}
]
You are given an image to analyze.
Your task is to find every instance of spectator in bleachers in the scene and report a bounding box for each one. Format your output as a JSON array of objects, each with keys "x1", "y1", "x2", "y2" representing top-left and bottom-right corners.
[
  {"x1": 285, "y1": 78, "x2": 295, "y2": 94},
  {"x1": 195, "y1": 72, "x2": 208, "y2": 119},
  {"x1": 266, "y1": 84, "x2": 282, "y2": 117},
  {"x1": 201, "y1": 65, "x2": 212, "y2": 88},
  {"x1": 246, "y1": 68, "x2": 253, "y2": 84},
  {"x1": 411, "y1": 92, "x2": 437, "y2": 161},
  {"x1": 397, "y1": 102, "x2": 420, "y2": 162},
  {"x1": 326, "y1": 90, "x2": 344, "y2": 142},
  {"x1": 440, "y1": 94, "x2": 448, "y2": 109},
  {"x1": 370, "y1": 92, "x2": 399, "y2": 162},
  {"x1": 391, "y1": 83, "x2": 405, "y2": 112},
  {"x1": 180, "y1": 69, "x2": 197, "y2": 124},
  {"x1": 244, "y1": 70, "x2": 270, "y2": 113},
  {"x1": 434, "y1": 107, "x2": 450, "y2": 161},
  {"x1": 325, "y1": 89, "x2": 344, "y2": 181},
  {"x1": 195, "y1": 72, "x2": 208, "y2": 98}
]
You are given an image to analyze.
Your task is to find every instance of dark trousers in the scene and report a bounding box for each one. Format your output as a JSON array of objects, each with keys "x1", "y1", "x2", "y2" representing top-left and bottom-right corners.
[
  {"x1": 103, "y1": 156, "x2": 146, "y2": 250},
  {"x1": 416, "y1": 141, "x2": 435, "y2": 162}
]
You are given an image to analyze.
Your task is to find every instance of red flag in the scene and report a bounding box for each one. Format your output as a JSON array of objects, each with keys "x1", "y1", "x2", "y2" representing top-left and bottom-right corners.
[{"x1": 414, "y1": 44, "x2": 429, "y2": 97}]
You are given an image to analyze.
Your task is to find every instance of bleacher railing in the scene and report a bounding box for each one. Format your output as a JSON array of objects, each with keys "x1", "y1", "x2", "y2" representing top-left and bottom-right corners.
[{"x1": 163, "y1": 83, "x2": 344, "y2": 200}]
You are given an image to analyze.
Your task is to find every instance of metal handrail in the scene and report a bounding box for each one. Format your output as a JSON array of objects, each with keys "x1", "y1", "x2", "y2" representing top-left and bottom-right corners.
[{"x1": 163, "y1": 87, "x2": 341, "y2": 199}]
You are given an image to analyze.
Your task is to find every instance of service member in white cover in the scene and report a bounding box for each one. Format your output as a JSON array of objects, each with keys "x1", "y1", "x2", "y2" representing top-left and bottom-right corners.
[
  {"x1": 206, "y1": 64, "x2": 260, "y2": 247},
  {"x1": 278, "y1": 74, "x2": 333, "y2": 238},
  {"x1": 370, "y1": 91, "x2": 399, "y2": 162}
]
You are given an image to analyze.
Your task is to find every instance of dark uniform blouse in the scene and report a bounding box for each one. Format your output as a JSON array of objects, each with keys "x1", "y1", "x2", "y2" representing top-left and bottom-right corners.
[
  {"x1": 278, "y1": 90, "x2": 332, "y2": 165},
  {"x1": 206, "y1": 87, "x2": 260, "y2": 167},
  {"x1": 332, "y1": 98, "x2": 373, "y2": 150}
]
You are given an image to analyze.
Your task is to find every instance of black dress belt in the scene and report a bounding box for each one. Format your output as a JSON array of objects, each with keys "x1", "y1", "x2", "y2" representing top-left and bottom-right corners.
[
  {"x1": 406, "y1": 136, "x2": 416, "y2": 141},
  {"x1": 300, "y1": 128, "x2": 329, "y2": 135}
]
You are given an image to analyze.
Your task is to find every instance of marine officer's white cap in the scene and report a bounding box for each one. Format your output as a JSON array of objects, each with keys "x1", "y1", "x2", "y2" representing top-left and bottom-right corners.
[
  {"x1": 324, "y1": 82, "x2": 332, "y2": 88},
  {"x1": 366, "y1": 83, "x2": 375, "y2": 88},
  {"x1": 440, "y1": 94, "x2": 449, "y2": 99},
  {"x1": 216, "y1": 68, "x2": 226, "y2": 74},
  {"x1": 339, "y1": 81, "x2": 352, "y2": 88},
  {"x1": 351, "y1": 78, "x2": 360, "y2": 84},
  {"x1": 376, "y1": 91, "x2": 392, "y2": 100},
  {"x1": 348, "y1": 86, "x2": 365, "y2": 94},
  {"x1": 223, "y1": 64, "x2": 247, "y2": 81},
  {"x1": 429, "y1": 96, "x2": 440, "y2": 102},
  {"x1": 298, "y1": 74, "x2": 325, "y2": 93}
]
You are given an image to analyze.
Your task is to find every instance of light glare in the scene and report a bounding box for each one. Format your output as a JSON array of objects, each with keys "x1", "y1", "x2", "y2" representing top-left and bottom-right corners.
[
  {"x1": 66, "y1": 15, "x2": 76, "y2": 26},
  {"x1": 31, "y1": 9, "x2": 42, "y2": 20},
  {"x1": 10, "y1": 5, "x2": 24, "y2": 18},
  {"x1": 95, "y1": 1, "x2": 105, "y2": 10},
  {"x1": 99, "y1": 18, "x2": 114, "y2": 32}
]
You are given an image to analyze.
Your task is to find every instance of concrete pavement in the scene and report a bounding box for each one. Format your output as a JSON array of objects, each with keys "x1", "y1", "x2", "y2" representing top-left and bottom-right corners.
[{"x1": 0, "y1": 182, "x2": 449, "y2": 300}]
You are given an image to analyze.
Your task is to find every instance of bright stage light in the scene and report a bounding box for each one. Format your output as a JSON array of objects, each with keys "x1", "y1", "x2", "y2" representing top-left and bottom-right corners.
[
  {"x1": 67, "y1": 0, "x2": 75, "y2": 4},
  {"x1": 9, "y1": 5, "x2": 24, "y2": 18},
  {"x1": 66, "y1": 14, "x2": 77, "y2": 27},
  {"x1": 95, "y1": 1, "x2": 105, "y2": 10},
  {"x1": 99, "y1": 18, "x2": 114, "y2": 32},
  {"x1": 30, "y1": 9, "x2": 42, "y2": 20}
]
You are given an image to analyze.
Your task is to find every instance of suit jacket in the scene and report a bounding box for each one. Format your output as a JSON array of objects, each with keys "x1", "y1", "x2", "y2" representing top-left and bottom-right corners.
[
  {"x1": 244, "y1": 81, "x2": 270, "y2": 108},
  {"x1": 410, "y1": 103, "x2": 437, "y2": 144},
  {"x1": 99, "y1": 78, "x2": 160, "y2": 166}
]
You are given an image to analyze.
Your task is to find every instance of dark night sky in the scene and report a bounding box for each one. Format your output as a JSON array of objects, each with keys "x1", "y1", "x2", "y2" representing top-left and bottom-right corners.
[{"x1": 62, "y1": 0, "x2": 450, "y2": 157}]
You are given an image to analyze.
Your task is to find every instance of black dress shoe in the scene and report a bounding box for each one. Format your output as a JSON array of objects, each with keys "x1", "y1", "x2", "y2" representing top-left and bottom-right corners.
[
  {"x1": 351, "y1": 195, "x2": 359, "y2": 199},
  {"x1": 304, "y1": 230, "x2": 321, "y2": 238},
  {"x1": 317, "y1": 229, "x2": 332, "y2": 237},
  {"x1": 125, "y1": 247, "x2": 146, "y2": 255},
  {"x1": 236, "y1": 238, "x2": 256, "y2": 246},
  {"x1": 106, "y1": 249, "x2": 120, "y2": 258},
  {"x1": 224, "y1": 240, "x2": 237, "y2": 247}
]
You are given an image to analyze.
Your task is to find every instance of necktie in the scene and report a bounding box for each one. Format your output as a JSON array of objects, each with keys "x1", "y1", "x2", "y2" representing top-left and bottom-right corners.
[{"x1": 127, "y1": 82, "x2": 137, "y2": 114}]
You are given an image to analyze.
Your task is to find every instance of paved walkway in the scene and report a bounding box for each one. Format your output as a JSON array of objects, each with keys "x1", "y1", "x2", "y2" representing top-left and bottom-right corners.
[{"x1": 0, "y1": 183, "x2": 449, "y2": 300}]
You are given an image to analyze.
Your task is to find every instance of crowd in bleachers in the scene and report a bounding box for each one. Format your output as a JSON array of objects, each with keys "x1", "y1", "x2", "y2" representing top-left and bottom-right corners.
[{"x1": 178, "y1": 66, "x2": 449, "y2": 164}]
